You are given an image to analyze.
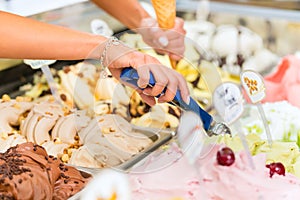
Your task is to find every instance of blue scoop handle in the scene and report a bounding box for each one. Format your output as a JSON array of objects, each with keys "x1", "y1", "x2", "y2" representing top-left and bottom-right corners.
[{"x1": 120, "y1": 67, "x2": 213, "y2": 131}]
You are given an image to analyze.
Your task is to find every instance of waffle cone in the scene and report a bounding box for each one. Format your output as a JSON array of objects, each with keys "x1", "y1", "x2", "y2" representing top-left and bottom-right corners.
[{"x1": 151, "y1": 0, "x2": 176, "y2": 29}]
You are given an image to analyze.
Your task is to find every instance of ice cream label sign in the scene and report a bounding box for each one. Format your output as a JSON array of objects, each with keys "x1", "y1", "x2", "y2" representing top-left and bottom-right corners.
[
  {"x1": 24, "y1": 59, "x2": 56, "y2": 69},
  {"x1": 240, "y1": 70, "x2": 266, "y2": 104},
  {"x1": 213, "y1": 82, "x2": 244, "y2": 124}
]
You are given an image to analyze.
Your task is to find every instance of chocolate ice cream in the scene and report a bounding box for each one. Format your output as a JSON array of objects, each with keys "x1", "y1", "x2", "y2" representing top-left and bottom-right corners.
[{"x1": 0, "y1": 142, "x2": 90, "y2": 200}]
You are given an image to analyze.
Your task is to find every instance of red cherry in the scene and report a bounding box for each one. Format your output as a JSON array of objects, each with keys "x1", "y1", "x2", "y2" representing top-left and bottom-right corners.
[
  {"x1": 217, "y1": 147, "x2": 235, "y2": 166},
  {"x1": 266, "y1": 162, "x2": 285, "y2": 178}
]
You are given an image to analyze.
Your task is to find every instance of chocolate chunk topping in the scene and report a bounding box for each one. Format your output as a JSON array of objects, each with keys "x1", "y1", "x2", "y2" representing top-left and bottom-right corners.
[
  {"x1": 60, "y1": 94, "x2": 67, "y2": 102},
  {"x1": 79, "y1": 171, "x2": 92, "y2": 179},
  {"x1": 63, "y1": 66, "x2": 71, "y2": 73},
  {"x1": 0, "y1": 146, "x2": 31, "y2": 181},
  {"x1": 60, "y1": 173, "x2": 69, "y2": 179}
]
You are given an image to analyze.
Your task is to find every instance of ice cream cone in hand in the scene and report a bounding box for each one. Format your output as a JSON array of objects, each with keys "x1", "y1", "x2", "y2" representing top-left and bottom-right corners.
[
  {"x1": 151, "y1": 0, "x2": 178, "y2": 69},
  {"x1": 151, "y1": 0, "x2": 176, "y2": 29}
]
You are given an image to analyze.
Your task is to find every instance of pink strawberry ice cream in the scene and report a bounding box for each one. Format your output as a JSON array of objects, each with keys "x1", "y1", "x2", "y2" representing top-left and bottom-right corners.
[
  {"x1": 129, "y1": 144, "x2": 202, "y2": 200},
  {"x1": 263, "y1": 55, "x2": 300, "y2": 108},
  {"x1": 197, "y1": 145, "x2": 300, "y2": 200},
  {"x1": 129, "y1": 143, "x2": 300, "y2": 200}
]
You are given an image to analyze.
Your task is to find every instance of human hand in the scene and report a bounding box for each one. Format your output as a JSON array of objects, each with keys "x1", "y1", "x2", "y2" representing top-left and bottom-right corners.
[
  {"x1": 103, "y1": 38, "x2": 189, "y2": 106},
  {"x1": 138, "y1": 17, "x2": 186, "y2": 61}
]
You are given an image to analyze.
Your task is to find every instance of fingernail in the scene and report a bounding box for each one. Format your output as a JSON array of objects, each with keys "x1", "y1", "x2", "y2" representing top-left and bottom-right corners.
[
  {"x1": 158, "y1": 36, "x2": 169, "y2": 47},
  {"x1": 184, "y1": 96, "x2": 190, "y2": 104},
  {"x1": 138, "y1": 84, "x2": 148, "y2": 89},
  {"x1": 137, "y1": 80, "x2": 148, "y2": 89}
]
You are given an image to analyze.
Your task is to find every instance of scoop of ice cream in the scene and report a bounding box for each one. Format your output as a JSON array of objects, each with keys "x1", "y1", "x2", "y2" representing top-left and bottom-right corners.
[
  {"x1": 93, "y1": 100, "x2": 112, "y2": 116},
  {"x1": 243, "y1": 48, "x2": 279, "y2": 74},
  {"x1": 129, "y1": 143, "x2": 202, "y2": 200},
  {"x1": 264, "y1": 55, "x2": 300, "y2": 108},
  {"x1": 217, "y1": 133, "x2": 300, "y2": 178},
  {"x1": 68, "y1": 145, "x2": 104, "y2": 168},
  {"x1": 59, "y1": 63, "x2": 97, "y2": 110},
  {"x1": 42, "y1": 141, "x2": 69, "y2": 157},
  {"x1": 53, "y1": 165, "x2": 91, "y2": 200},
  {"x1": 0, "y1": 98, "x2": 33, "y2": 134},
  {"x1": 197, "y1": 145, "x2": 300, "y2": 200},
  {"x1": 238, "y1": 101, "x2": 300, "y2": 144},
  {"x1": 78, "y1": 114, "x2": 152, "y2": 167},
  {"x1": 211, "y1": 25, "x2": 263, "y2": 58},
  {"x1": 51, "y1": 110, "x2": 90, "y2": 144},
  {"x1": 0, "y1": 133, "x2": 27, "y2": 153},
  {"x1": 95, "y1": 76, "x2": 130, "y2": 105},
  {"x1": 128, "y1": 90, "x2": 151, "y2": 118},
  {"x1": 69, "y1": 143, "x2": 129, "y2": 168},
  {"x1": 184, "y1": 20, "x2": 216, "y2": 51},
  {"x1": 21, "y1": 102, "x2": 90, "y2": 145},
  {"x1": 131, "y1": 104, "x2": 179, "y2": 129},
  {"x1": 0, "y1": 142, "x2": 90, "y2": 200},
  {"x1": 20, "y1": 102, "x2": 64, "y2": 144}
]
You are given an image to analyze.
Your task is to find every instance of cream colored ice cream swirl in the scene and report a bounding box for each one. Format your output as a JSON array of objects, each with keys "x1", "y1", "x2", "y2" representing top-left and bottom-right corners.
[
  {"x1": 20, "y1": 102, "x2": 90, "y2": 145},
  {"x1": 78, "y1": 114, "x2": 152, "y2": 167},
  {"x1": 0, "y1": 99, "x2": 33, "y2": 134},
  {"x1": 59, "y1": 63, "x2": 96, "y2": 110},
  {"x1": 20, "y1": 102, "x2": 64, "y2": 144}
]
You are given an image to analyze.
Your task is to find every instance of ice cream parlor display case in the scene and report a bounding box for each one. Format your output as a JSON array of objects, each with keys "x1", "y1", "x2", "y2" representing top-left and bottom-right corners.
[{"x1": 1, "y1": 0, "x2": 300, "y2": 199}]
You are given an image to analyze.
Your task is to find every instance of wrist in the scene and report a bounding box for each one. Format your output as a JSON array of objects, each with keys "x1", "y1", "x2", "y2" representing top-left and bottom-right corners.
[
  {"x1": 99, "y1": 36, "x2": 121, "y2": 68},
  {"x1": 85, "y1": 35, "x2": 107, "y2": 60}
]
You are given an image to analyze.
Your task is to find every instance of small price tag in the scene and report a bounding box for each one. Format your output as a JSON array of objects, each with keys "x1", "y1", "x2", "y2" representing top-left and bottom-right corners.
[
  {"x1": 90, "y1": 19, "x2": 113, "y2": 36},
  {"x1": 24, "y1": 59, "x2": 56, "y2": 69},
  {"x1": 213, "y1": 82, "x2": 244, "y2": 124},
  {"x1": 240, "y1": 70, "x2": 266, "y2": 104}
]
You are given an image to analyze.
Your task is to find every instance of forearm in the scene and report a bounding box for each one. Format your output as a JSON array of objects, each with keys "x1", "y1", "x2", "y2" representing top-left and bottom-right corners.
[
  {"x1": 0, "y1": 11, "x2": 106, "y2": 60},
  {"x1": 91, "y1": 0, "x2": 150, "y2": 29}
]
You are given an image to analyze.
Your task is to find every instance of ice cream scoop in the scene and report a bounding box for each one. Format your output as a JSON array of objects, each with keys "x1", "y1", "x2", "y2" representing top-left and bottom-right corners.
[{"x1": 120, "y1": 67, "x2": 231, "y2": 136}]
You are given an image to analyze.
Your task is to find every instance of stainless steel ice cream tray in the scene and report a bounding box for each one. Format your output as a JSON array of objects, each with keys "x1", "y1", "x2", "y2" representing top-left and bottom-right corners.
[
  {"x1": 71, "y1": 125, "x2": 175, "y2": 175},
  {"x1": 68, "y1": 125, "x2": 175, "y2": 200}
]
